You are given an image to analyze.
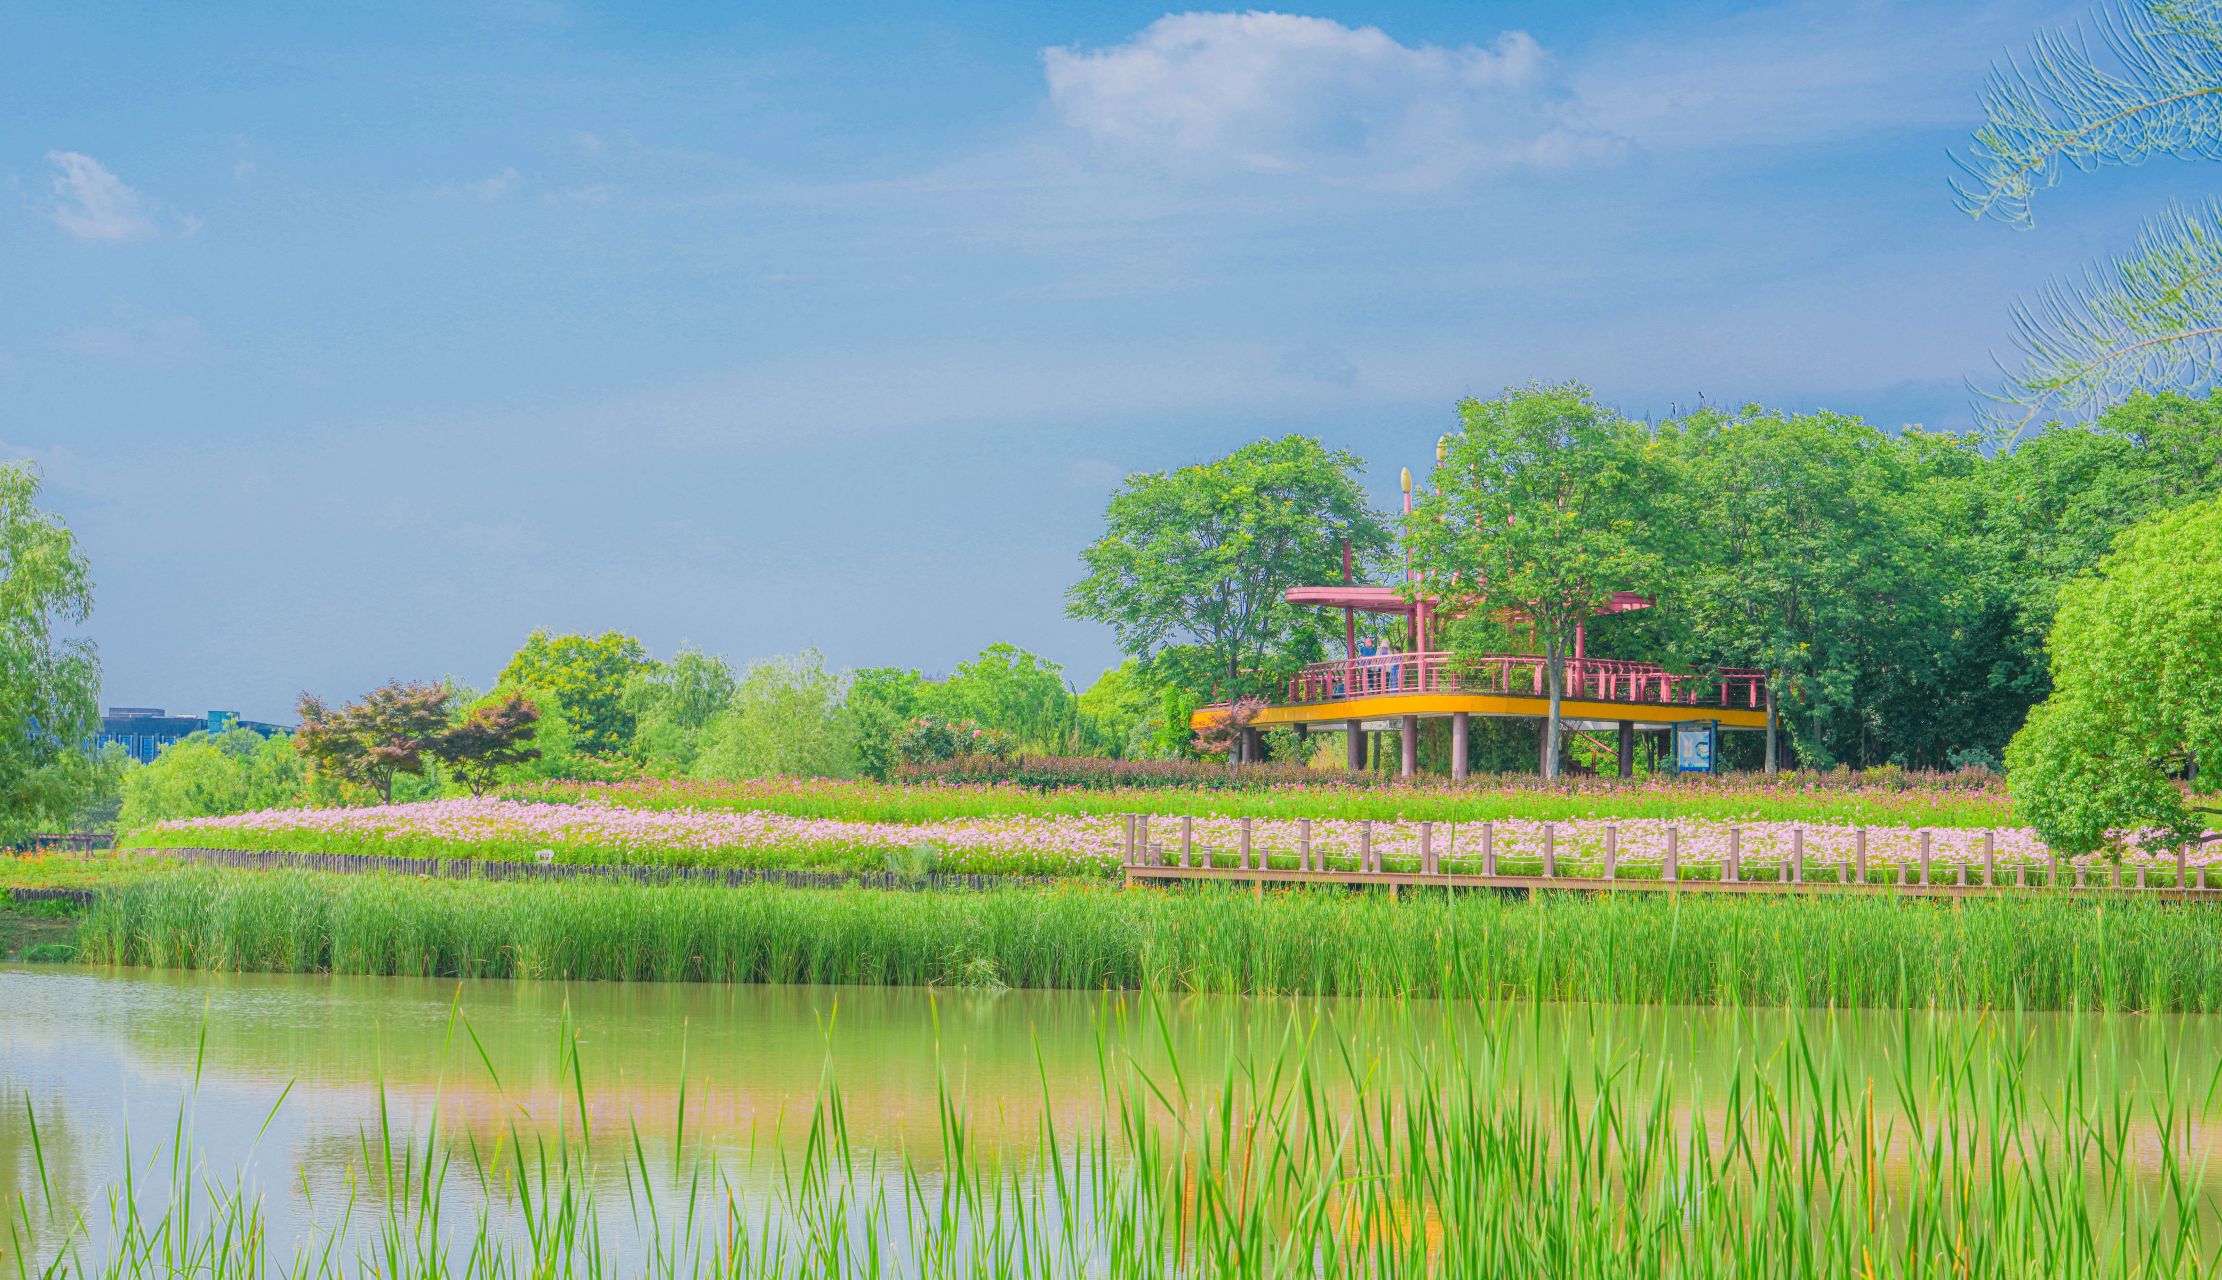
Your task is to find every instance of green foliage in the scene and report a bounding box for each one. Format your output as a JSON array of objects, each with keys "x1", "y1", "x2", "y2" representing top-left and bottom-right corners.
[
  {"x1": 890, "y1": 715, "x2": 1015, "y2": 766},
  {"x1": 73, "y1": 867, "x2": 2222, "y2": 1012},
  {"x1": 497, "y1": 630, "x2": 649, "y2": 756},
  {"x1": 1074, "y1": 659, "x2": 1166, "y2": 759},
  {"x1": 1068, "y1": 435, "x2": 1392, "y2": 698},
  {"x1": 0, "y1": 463, "x2": 102, "y2": 842},
  {"x1": 694, "y1": 650, "x2": 855, "y2": 780},
  {"x1": 2007, "y1": 494, "x2": 2222, "y2": 853},
  {"x1": 117, "y1": 729, "x2": 312, "y2": 828},
  {"x1": 440, "y1": 692, "x2": 542, "y2": 796},
  {"x1": 1413, "y1": 384, "x2": 1672, "y2": 777},
  {"x1": 622, "y1": 645, "x2": 738, "y2": 773},
  {"x1": 1957, "y1": 3, "x2": 2222, "y2": 425},
  {"x1": 920, "y1": 643, "x2": 1076, "y2": 753},
  {"x1": 841, "y1": 666, "x2": 923, "y2": 780}
]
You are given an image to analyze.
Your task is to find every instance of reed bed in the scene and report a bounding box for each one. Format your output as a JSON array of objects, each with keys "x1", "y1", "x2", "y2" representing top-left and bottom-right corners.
[
  {"x1": 7, "y1": 993, "x2": 2218, "y2": 1277},
  {"x1": 72, "y1": 867, "x2": 2222, "y2": 1011}
]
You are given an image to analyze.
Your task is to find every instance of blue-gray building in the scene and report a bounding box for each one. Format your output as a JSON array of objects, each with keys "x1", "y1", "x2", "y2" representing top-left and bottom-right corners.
[{"x1": 96, "y1": 707, "x2": 290, "y2": 764}]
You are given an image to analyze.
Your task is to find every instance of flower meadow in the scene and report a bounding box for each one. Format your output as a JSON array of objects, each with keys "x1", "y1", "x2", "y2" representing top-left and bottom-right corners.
[
  {"x1": 500, "y1": 771, "x2": 2020, "y2": 830},
  {"x1": 129, "y1": 795, "x2": 2206, "y2": 881}
]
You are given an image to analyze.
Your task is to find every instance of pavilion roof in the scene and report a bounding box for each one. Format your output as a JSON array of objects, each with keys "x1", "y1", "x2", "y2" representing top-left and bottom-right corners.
[{"x1": 1282, "y1": 585, "x2": 1655, "y2": 620}]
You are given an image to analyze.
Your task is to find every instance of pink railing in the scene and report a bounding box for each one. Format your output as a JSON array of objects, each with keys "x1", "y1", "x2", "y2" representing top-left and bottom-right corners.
[{"x1": 1284, "y1": 652, "x2": 1766, "y2": 711}]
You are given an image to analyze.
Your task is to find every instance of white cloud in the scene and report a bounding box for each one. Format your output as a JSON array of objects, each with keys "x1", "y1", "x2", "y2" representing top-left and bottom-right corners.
[
  {"x1": 1041, "y1": 13, "x2": 1611, "y2": 187},
  {"x1": 59, "y1": 312, "x2": 210, "y2": 367},
  {"x1": 435, "y1": 166, "x2": 522, "y2": 201},
  {"x1": 43, "y1": 150, "x2": 160, "y2": 242}
]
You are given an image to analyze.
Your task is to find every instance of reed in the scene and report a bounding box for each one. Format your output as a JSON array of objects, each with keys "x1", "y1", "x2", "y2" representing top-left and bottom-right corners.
[
  {"x1": 8, "y1": 994, "x2": 2217, "y2": 1277},
  {"x1": 72, "y1": 867, "x2": 2222, "y2": 1012}
]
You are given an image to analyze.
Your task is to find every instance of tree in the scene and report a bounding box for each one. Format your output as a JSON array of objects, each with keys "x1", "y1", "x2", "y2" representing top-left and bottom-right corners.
[
  {"x1": 117, "y1": 728, "x2": 311, "y2": 828},
  {"x1": 1068, "y1": 435, "x2": 1392, "y2": 699},
  {"x1": 1075, "y1": 660, "x2": 1166, "y2": 759},
  {"x1": 1667, "y1": 409, "x2": 1956, "y2": 772},
  {"x1": 924, "y1": 643, "x2": 1077, "y2": 754},
  {"x1": 1957, "y1": 2, "x2": 2222, "y2": 429},
  {"x1": 436, "y1": 693, "x2": 542, "y2": 796},
  {"x1": 0, "y1": 463, "x2": 101, "y2": 841},
  {"x1": 1409, "y1": 385, "x2": 1670, "y2": 779},
  {"x1": 841, "y1": 666, "x2": 924, "y2": 780},
  {"x1": 623, "y1": 646, "x2": 738, "y2": 773},
  {"x1": 295, "y1": 681, "x2": 455, "y2": 802},
  {"x1": 498, "y1": 630, "x2": 649, "y2": 756},
  {"x1": 2006, "y1": 494, "x2": 2222, "y2": 855},
  {"x1": 694, "y1": 650, "x2": 854, "y2": 780}
]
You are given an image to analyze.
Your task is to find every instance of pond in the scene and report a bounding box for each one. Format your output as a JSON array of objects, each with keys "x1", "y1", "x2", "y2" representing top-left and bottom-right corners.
[{"x1": 2, "y1": 964, "x2": 2216, "y2": 1270}]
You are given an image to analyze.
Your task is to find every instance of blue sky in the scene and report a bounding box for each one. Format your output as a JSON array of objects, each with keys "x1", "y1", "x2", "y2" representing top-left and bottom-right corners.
[{"x1": 7, "y1": 0, "x2": 2211, "y2": 721}]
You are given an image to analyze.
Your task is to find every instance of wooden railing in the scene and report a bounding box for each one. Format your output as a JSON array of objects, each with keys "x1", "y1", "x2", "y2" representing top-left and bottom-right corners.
[
  {"x1": 1282, "y1": 652, "x2": 1766, "y2": 710},
  {"x1": 1118, "y1": 816, "x2": 2217, "y2": 896}
]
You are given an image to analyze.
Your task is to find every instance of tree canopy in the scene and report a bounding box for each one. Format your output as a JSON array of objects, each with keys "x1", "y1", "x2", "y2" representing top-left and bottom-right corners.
[
  {"x1": 1410, "y1": 384, "x2": 1671, "y2": 778},
  {"x1": 2006, "y1": 494, "x2": 2222, "y2": 855},
  {"x1": 0, "y1": 464, "x2": 102, "y2": 840},
  {"x1": 498, "y1": 630, "x2": 649, "y2": 756},
  {"x1": 1068, "y1": 435, "x2": 1392, "y2": 699}
]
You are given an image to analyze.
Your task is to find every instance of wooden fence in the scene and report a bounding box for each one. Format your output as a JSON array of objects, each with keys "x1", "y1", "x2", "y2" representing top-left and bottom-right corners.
[{"x1": 1118, "y1": 815, "x2": 2220, "y2": 898}]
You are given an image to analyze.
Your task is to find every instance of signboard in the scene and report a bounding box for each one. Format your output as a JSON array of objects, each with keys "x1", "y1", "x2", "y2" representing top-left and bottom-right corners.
[{"x1": 1674, "y1": 720, "x2": 1718, "y2": 774}]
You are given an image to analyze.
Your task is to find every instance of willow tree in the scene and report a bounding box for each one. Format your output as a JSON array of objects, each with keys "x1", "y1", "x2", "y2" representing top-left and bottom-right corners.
[
  {"x1": 0, "y1": 463, "x2": 100, "y2": 838},
  {"x1": 1957, "y1": 1, "x2": 2222, "y2": 431},
  {"x1": 1410, "y1": 385, "x2": 1672, "y2": 779}
]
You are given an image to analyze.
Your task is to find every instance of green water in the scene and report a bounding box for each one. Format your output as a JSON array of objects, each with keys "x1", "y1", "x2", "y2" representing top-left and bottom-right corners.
[{"x1": 3, "y1": 964, "x2": 2218, "y2": 1267}]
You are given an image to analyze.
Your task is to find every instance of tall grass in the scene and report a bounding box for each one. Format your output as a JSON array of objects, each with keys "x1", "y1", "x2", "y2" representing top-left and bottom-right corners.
[
  {"x1": 9, "y1": 993, "x2": 2218, "y2": 1277},
  {"x1": 73, "y1": 867, "x2": 2222, "y2": 1011}
]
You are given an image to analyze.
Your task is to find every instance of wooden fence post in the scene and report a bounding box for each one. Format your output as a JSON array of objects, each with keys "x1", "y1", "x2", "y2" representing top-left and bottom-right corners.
[
  {"x1": 1919, "y1": 831, "x2": 1932, "y2": 887},
  {"x1": 1983, "y1": 831, "x2": 1995, "y2": 887},
  {"x1": 1664, "y1": 826, "x2": 1679, "y2": 884},
  {"x1": 1855, "y1": 828, "x2": 1867, "y2": 887},
  {"x1": 1240, "y1": 817, "x2": 1253, "y2": 871},
  {"x1": 1543, "y1": 824, "x2": 1557, "y2": 879},
  {"x1": 1791, "y1": 827, "x2": 1804, "y2": 884},
  {"x1": 1481, "y1": 822, "x2": 1496, "y2": 877},
  {"x1": 1421, "y1": 821, "x2": 1436, "y2": 875},
  {"x1": 1296, "y1": 817, "x2": 1310, "y2": 873},
  {"x1": 1360, "y1": 821, "x2": 1373, "y2": 874},
  {"x1": 1604, "y1": 824, "x2": 1618, "y2": 880},
  {"x1": 1725, "y1": 827, "x2": 1741, "y2": 883},
  {"x1": 1181, "y1": 816, "x2": 1194, "y2": 868}
]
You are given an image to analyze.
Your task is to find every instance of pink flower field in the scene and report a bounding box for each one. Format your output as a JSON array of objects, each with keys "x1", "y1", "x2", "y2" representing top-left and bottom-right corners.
[{"x1": 130, "y1": 797, "x2": 2205, "y2": 881}]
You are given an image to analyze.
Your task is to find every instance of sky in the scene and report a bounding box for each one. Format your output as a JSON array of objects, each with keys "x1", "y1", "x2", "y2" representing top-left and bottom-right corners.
[{"x1": 6, "y1": 0, "x2": 2214, "y2": 723}]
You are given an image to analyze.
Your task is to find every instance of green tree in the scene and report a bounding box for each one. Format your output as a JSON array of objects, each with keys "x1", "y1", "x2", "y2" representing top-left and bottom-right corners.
[
  {"x1": 623, "y1": 646, "x2": 738, "y2": 774},
  {"x1": 841, "y1": 666, "x2": 924, "y2": 780},
  {"x1": 498, "y1": 630, "x2": 649, "y2": 756},
  {"x1": 295, "y1": 681, "x2": 455, "y2": 803},
  {"x1": 0, "y1": 464, "x2": 101, "y2": 841},
  {"x1": 117, "y1": 728, "x2": 312, "y2": 828},
  {"x1": 2006, "y1": 494, "x2": 2222, "y2": 855},
  {"x1": 1957, "y1": 1, "x2": 2222, "y2": 428},
  {"x1": 1076, "y1": 659, "x2": 1166, "y2": 758},
  {"x1": 1068, "y1": 435, "x2": 1392, "y2": 699},
  {"x1": 1411, "y1": 384, "x2": 1672, "y2": 779},
  {"x1": 924, "y1": 643, "x2": 1077, "y2": 753},
  {"x1": 1667, "y1": 408, "x2": 1964, "y2": 771},
  {"x1": 694, "y1": 650, "x2": 854, "y2": 780}
]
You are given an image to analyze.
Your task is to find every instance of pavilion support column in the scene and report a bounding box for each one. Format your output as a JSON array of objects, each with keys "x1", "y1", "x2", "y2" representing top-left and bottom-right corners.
[
  {"x1": 1345, "y1": 720, "x2": 1365, "y2": 771},
  {"x1": 1617, "y1": 722, "x2": 1635, "y2": 778},
  {"x1": 1451, "y1": 712, "x2": 1471, "y2": 781},
  {"x1": 1400, "y1": 715, "x2": 1418, "y2": 779}
]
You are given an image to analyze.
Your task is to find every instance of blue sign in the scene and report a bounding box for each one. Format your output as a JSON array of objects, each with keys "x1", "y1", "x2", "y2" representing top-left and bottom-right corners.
[{"x1": 1674, "y1": 721, "x2": 1717, "y2": 773}]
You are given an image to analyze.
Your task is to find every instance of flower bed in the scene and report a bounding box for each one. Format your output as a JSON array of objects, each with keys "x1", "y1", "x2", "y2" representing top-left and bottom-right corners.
[{"x1": 126, "y1": 798, "x2": 2199, "y2": 883}]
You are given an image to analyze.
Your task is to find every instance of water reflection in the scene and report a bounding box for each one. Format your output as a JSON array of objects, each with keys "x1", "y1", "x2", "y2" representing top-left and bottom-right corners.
[{"x1": 2, "y1": 964, "x2": 2216, "y2": 1264}]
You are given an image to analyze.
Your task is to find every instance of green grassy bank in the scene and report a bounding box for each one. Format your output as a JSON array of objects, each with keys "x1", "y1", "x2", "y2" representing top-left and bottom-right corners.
[{"x1": 72, "y1": 867, "x2": 2222, "y2": 1011}]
